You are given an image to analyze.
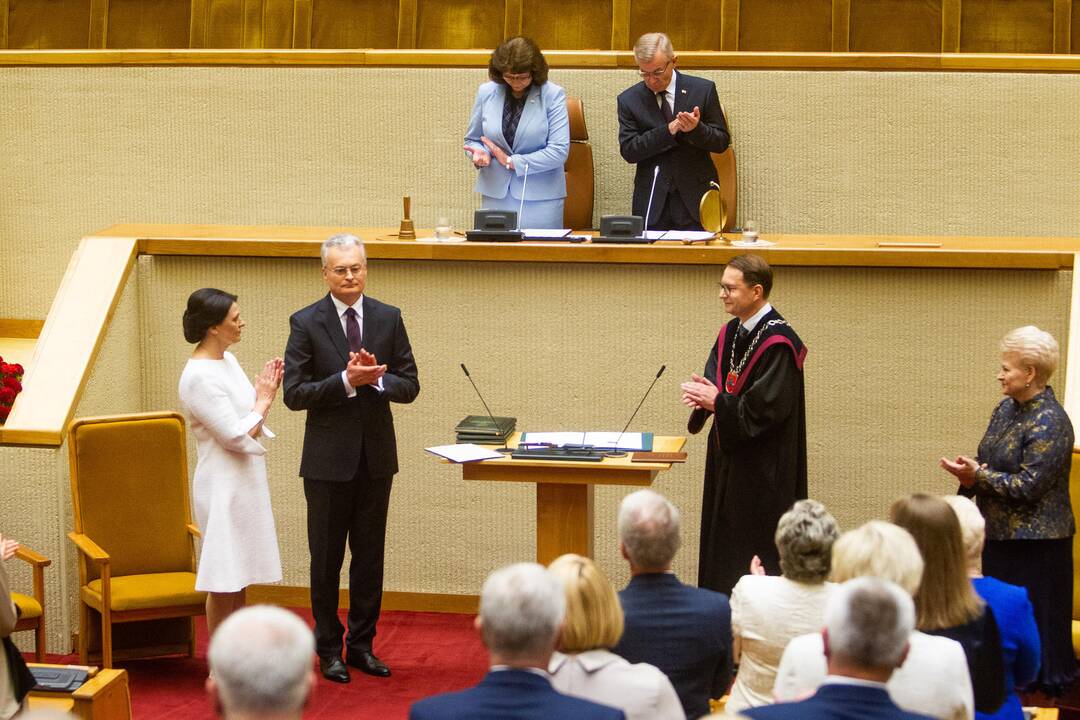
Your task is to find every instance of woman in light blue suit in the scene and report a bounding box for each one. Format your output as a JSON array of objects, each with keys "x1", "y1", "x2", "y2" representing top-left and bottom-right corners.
[{"x1": 463, "y1": 37, "x2": 570, "y2": 229}]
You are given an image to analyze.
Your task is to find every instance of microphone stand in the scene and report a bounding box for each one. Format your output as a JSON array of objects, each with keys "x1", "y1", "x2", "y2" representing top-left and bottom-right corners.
[
  {"x1": 604, "y1": 365, "x2": 666, "y2": 458},
  {"x1": 460, "y1": 363, "x2": 512, "y2": 453},
  {"x1": 515, "y1": 161, "x2": 529, "y2": 232},
  {"x1": 640, "y1": 165, "x2": 660, "y2": 241}
]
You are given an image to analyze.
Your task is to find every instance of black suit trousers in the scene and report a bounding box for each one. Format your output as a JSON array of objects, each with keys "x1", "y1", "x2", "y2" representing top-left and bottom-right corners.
[{"x1": 304, "y1": 454, "x2": 393, "y2": 658}]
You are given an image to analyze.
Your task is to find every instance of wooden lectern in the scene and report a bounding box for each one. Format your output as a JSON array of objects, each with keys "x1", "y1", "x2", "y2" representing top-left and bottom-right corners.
[
  {"x1": 456, "y1": 433, "x2": 686, "y2": 565},
  {"x1": 27, "y1": 664, "x2": 131, "y2": 720}
]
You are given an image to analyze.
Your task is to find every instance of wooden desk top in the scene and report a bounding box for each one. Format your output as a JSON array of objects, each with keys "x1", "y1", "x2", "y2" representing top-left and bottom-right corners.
[{"x1": 97, "y1": 223, "x2": 1080, "y2": 269}]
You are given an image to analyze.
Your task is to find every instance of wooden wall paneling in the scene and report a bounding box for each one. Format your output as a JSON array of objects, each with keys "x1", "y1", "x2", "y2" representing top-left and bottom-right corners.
[
  {"x1": 88, "y1": 0, "x2": 108, "y2": 47},
  {"x1": 849, "y1": 0, "x2": 941, "y2": 52},
  {"x1": 942, "y1": 0, "x2": 961, "y2": 50},
  {"x1": 959, "y1": 0, "x2": 1054, "y2": 53},
  {"x1": 6, "y1": 0, "x2": 94, "y2": 48},
  {"x1": 1073, "y1": 0, "x2": 1080, "y2": 53},
  {"x1": 292, "y1": 0, "x2": 311, "y2": 48},
  {"x1": 189, "y1": 0, "x2": 209, "y2": 46},
  {"x1": 504, "y1": 0, "x2": 521, "y2": 40},
  {"x1": 310, "y1": 0, "x2": 397, "y2": 48},
  {"x1": 521, "y1": 0, "x2": 613, "y2": 51},
  {"x1": 397, "y1": 0, "x2": 416, "y2": 48},
  {"x1": 737, "y1": 0, "x2": 832, "y2": 51},
  {"x1": 1054, "y1": 0, "x2": 1071, "y2": 52},
  {"x1": 720, "y1": 0, "x2": 738, "y2": 49},
  {"x1": 104, "y1": 0, "x2": 192, "y2": 47},
  {"x1": 628, "y1": 0, "x2": 723, "y2": 52},
  {"x1": 612, "y1": 0, "x2": 630, "y2": 50},
  {"x1": 415, "y1": 0, "x2": 505, "y2": 49},
  {"x1": 832, "y1": 0, "x2": 850, "y2": 50}
]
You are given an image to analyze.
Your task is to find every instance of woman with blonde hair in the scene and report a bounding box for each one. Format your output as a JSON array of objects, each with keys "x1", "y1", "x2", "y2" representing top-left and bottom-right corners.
[
  {"x1": 547, "y1": 554, "x2": 684, "y2": 720},
  {"x1": 890, "y1": 494, "x2": 1005, "y2": 714},
  {"x1": 773, "y1": 520, "x2": 974, "y2": 720},
  {"x1": 941, "y1": 325, "x2": 1076, "y2": 694},
  {"x1": 725, "y1": 499, "x2": 838, "y2": 713}
]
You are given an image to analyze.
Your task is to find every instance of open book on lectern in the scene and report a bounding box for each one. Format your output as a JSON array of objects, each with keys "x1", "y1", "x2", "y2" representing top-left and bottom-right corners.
[{"x1": 519, "y1": 431, "x2": 654, "y2": 452}]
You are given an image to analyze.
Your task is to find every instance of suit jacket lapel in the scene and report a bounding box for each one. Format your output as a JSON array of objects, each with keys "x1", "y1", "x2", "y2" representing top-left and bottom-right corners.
[
  {"x1": 512, "y1": 85, "x2": 542, "y2": 152},
  {"x1": 319, "y1": 294, "x2": 350, "y2": 364},
  {"x1": 672, "y1": 72, "x2": 689, "y2": 115},
  {"x1": 487, "y1": 86, "x2": 510, "y2": 153}
]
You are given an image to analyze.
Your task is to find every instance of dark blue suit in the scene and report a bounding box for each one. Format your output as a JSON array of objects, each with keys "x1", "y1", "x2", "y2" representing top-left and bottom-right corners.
[
  {"x1": 409, "y1": 669, "x2": 625, "y2": 720},
  {"x1": 740, "y1": 683, "x2": 935, "y2": 720},
  {"x1": 612, "y1": 573, "x2": 733, "y2": 719}
]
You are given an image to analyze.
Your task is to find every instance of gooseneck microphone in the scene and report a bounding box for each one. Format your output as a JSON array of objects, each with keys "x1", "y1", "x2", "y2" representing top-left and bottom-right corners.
[
  {"x1": 604, "y1": 365, "x2": 667, "y2": 458},
  {"x1": 640, "y1": 164, "x2": 660, "y2": 240},
  {"x1": 460, "y1": 363, "x2": 512, "y2": 453},
  {"x1": 515, "y1": 161, "x2": 530, "y2": 231}
]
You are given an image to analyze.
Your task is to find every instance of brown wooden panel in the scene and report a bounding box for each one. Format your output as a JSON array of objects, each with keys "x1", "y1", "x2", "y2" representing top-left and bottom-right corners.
[
  {"x1": 737, "y1": 0, "x2": 832, "y2": 51},
  {"x1": 960, "y1": 0, "x2": 1054, "y2": 53},
  {"x1": 310, "y1": 0, "x2": 397, "y2": 48},
  {"x1": 850, "y1": 0, "x2": 942, "y2": 52},
  {"x1": 628, "y1": 0, "x2": 722, "y2": 51},
  {"x1": 522, "y1": 0, "x2": 612, "y2": 50},
  {"x1": 105, "y1": 0, "x2": 192, "y2": 47},
  {"x1": 7, "y1": 0, "x2": 92, "y2": 48},
  {"x1": 198, "y1": 0, "x2": 295, "y2": 48},
  {"x1": 1072, "y1": 0, "x2": 1080, "y2": 51},
  {"x1": 416, "y1": 0, "x2": 504, "y2": 49}
]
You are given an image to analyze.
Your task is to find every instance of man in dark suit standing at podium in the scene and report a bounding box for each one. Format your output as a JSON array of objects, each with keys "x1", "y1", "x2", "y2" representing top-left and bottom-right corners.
[
  {"x1": 284, "y1": 233, "x2": 419, "y2": 684},
  {"x1": 617, "y1": 32, "x2": 730, "y2": 231}
]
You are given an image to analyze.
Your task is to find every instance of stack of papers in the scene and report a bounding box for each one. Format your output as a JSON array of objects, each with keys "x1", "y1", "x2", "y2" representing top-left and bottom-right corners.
[{"x1": 426, "y1": 444, "x2": 505, "y2": 463}]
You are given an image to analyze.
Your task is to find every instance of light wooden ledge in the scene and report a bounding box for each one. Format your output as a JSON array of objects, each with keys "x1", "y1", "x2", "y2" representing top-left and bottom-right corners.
[
  {"x1": 2, "y1": 49, "x2": 1080, "y2": 73},
  {"x1": 3, "y1": 223, "x2": 1080, "y2": 448}
]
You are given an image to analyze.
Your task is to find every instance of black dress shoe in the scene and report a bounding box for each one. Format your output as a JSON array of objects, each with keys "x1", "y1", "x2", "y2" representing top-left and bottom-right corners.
[
  {"x1": 346, "y1": 650, "x2": 391, "y2": 677},
  {"x1": 318, "y1": 655, "x2": 351, "y2": 683}
]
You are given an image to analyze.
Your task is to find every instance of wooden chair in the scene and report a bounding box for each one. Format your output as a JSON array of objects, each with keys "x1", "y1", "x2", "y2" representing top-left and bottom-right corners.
[
  {"x1": 563, "y1": 95, "x2": 595, "y2": 231},
  {"x1": 68, "y1": 412, "x2": 206, "y2": 668},
  {"x1": 709, "y1": 104, "x2": 738, "y2": 232},
  {"x1": 11, "y1": 544, "x2": 51, "y2": 661}
]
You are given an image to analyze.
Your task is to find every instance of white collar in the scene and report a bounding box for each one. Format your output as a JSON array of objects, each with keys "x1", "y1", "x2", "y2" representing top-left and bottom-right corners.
[
  {"x1": 741, "y1": 303, "x2": 773, "y2": 332},
  {"x1": 330, "y1": 294, "x2": 364, "y2": 318},
  {"x1": 659, "y1": 69, "x2": 678, "y2": 97},
  {"x1": 549, "y1": 649, "x2": 621, "y2": 674},
  {"x1": 823, "y1": 674, "x2": 889, "y2": 690}
]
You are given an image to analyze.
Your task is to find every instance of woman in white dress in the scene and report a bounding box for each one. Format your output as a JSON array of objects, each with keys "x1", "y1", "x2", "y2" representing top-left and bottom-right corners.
[
  {"x1": 179, "y1": 288, "x2": 283, "y2": 638},
  {"x1": 548, "y1": 553, "x2": 685, "y2": 720}
]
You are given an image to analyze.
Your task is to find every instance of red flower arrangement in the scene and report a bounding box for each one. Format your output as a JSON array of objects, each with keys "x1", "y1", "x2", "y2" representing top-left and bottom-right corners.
[{"x1": 0, "y1": 358, "x2": 25, "y2": 423}]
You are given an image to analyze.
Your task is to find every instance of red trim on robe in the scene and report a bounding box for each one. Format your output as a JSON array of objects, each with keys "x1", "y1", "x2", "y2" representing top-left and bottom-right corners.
[{"x1": 715, "y1": 325, "x2": 808, "y2": 397}]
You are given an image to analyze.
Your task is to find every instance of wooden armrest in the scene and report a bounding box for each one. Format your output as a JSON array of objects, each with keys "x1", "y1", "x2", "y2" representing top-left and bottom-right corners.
[
  {"x1": 67, "y1": 532, "x2": 110, "y2": 564},
  {"x1": 72, "y1": 667, "x2": 127, "y2": 700},
  {"x1": 14, "y1": 545, "x2": 51, "y2": 567},
  {"x1": 186, "y1": 523, "x2": 201, "y2": 538}
]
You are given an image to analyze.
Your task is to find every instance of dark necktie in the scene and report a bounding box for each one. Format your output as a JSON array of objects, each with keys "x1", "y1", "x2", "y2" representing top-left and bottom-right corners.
[
  {"x1": 502, "y1": 95, "x2": 525, "y2": 151},
  {"x1": 344, "y1": 307, "x2": 362, "y2": 352},
  {"x1": 657, "y1": 91, "x2": 673, "y2": 123}
]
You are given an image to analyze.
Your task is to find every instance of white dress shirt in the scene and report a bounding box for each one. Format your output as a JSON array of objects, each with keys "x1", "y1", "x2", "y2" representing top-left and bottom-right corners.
[
  {"x1": 329, "y1": 294, "x2": 383, "y2": 396},
  {"x1": 656, "y1": 70, "x2": 678, "y2": 117}
]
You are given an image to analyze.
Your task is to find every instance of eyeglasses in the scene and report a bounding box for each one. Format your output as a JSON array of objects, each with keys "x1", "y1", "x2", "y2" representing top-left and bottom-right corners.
[
  {"x1": 719, "y1": 283, "x2": 745, "y2": 295},
  {"x1": 502, "y1": 72, "x2": 532, "y2": 83},
  {"x1": 638, "y1": 60, "x2": 673, "y2": 79},
  {"x1": 328, "y1": 265, "x2": 365, "y2": 277}
]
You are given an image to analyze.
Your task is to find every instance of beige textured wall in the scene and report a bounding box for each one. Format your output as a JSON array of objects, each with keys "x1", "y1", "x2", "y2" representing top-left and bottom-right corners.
[{"x1": 3, "y1": 66, "x2": 1080, "y2": 318}]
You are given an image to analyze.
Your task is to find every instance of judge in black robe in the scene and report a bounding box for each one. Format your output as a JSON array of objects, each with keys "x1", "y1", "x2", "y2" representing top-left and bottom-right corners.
[{"x1": 682, "y1": 256, "x2": 808, "y2": 596}]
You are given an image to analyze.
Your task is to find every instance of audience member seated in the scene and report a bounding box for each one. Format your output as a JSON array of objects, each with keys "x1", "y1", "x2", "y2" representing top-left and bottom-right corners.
[
  {"x1": 1, "y1": 534, "x2": 33, "y2": 720},
  {"x1": 726, "y1": 499, "x2": 839, "y2": 713},
  {"x1": 548, "y1": 553, "x2": 685, "y2": 720},
  {"x1": 944, "y1": 495, "x2": 1040, "y2": 720},
  {"x1": 206, "y1": 605, "x2": 315, "y2": 720},
  {"x1": 741, "y1": 577, "x2": 934, "y2": 720},
  {"x1": 611, "y1": 490, "x2": 733, "y2": 720},
  {"x1": 773, "y1": 521, "x2": 974, "y2": 720},
  {"x1": 410, "y1": 562, "x2": 625, "y2": 720},
  {"x1": 890, "y1": 494, "x2": 1006, "y2": 715}
]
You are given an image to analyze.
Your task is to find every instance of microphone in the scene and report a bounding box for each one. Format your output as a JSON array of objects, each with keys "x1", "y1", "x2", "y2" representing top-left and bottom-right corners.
[
  {"x1": 460, "y1": 363, "x2": 512, "y2": 453},
  {"x1": 640, "y1": 165, "x2": 660, "y2": 240},
  {"x1": 604, "y1": 365, "x2": 666, "y2": 458},
  {"x1": 515, "y1": 161, "x2": 530, "y2": 231}
]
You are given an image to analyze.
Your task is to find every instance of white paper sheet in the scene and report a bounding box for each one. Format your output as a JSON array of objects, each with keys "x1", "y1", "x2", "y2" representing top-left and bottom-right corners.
[
  {"x1": 425, "y1": 443, "x2": 504, "y2": 463},
  {"x1": 520, "y1": 431, "x2": 646, "y2": 451},
  {"x1": 523, "y1": 228, "x2": 572, "y2": 239},
  {"x1": 661, "y1": 230, "x2": 717, "y2": 242}
]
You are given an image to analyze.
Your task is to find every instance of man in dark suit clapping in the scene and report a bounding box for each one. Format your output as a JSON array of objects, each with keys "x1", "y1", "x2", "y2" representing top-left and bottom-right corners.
[
  {"x1": 617, "y1": 32, "x2": 731, "y2": 231},
  {"x1": 283, "y1": 233, "x2": 419, "y2": 684}
]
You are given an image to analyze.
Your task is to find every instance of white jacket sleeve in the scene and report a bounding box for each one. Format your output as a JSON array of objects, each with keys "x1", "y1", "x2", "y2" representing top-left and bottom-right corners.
[{"x1": 182, "y1": 373, "x2": 267, "y2": 455}]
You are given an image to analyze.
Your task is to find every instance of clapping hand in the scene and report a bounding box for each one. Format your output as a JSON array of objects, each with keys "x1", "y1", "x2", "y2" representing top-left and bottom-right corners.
[
  {"x1": 346, "y1": 349, "x2": 387, "y2": 387},
  {"x1": 480, "y1": 136, "x2": 513, "y2": 170},
  {"x1": 675, "y1": 106, "x2": 701, "y2": 133},
  {"x1": 464, "y1": 145, "x2": 491, "y2": 168},
  {"x1": 681, "y1": 373, "x2": 719, "y2": 412},
  {"x1": 939, "y1": 455, "x2": 983, "y2": 488},
  {"x1": 255, "y1": 357, "x2": 284, "y2": 403},
  {"x1": 749, "y1": 555, "x2": 766, "y2": 576},
  {"x1": 0, "y1": 534, "x2": 19, "y2": 561}
]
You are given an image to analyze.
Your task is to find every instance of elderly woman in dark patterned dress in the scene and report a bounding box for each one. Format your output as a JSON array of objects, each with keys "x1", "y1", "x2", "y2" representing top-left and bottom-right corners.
[{"x1": 941, "y1": 325, "x2": 1077, "y2": 694}]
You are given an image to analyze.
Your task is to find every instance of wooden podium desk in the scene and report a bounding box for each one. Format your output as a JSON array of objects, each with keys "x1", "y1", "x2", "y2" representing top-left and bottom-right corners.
[
  {"x1": 27, "y1": 664, "x2": 131, "y2": 720},
  {"x1": 455, "y1": 433, "x2": 686, "y2": 565}
]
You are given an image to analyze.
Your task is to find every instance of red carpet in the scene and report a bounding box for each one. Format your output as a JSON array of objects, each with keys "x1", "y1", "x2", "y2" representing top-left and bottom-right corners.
[{"x1": 40, "y1": 609, "x2": 488, "y2": 719}]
